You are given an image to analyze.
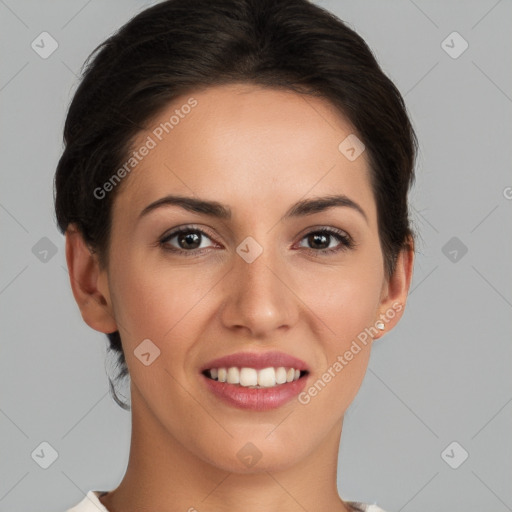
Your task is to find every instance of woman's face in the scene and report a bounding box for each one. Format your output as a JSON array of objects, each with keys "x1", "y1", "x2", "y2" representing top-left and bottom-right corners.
[{"x1": 88, "y1": 84, "x2": 409, "y2": 472}]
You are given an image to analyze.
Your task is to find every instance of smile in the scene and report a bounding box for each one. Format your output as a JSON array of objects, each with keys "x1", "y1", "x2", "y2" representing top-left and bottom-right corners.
[
  {"x1": 199, "y1": 350, "x2": 310, "y2": 410},
  {"x1": 203, "y1": 366, "x2": 307, "y2": 388}
]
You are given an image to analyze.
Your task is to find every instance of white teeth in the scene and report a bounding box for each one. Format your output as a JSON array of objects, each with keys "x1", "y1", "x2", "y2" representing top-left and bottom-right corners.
[
  {"x1": 275, "y1": 367, "x2": 287, "y2": 384},
  {"x1": 258, "y1": 367, "x2": 276, "y2": 387},
  {"x1": 207, "y1": 366, "x2": 304, "y2": 388},
  {"x1": 227, "y1": 367, "x2": 240, "y2": 384},
  {"x1": 239, "y1": 368, "x2": 258, "y2": 386}
]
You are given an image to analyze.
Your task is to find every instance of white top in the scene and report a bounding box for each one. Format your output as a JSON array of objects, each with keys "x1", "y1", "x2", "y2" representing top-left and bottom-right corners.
[
  {"x1": 65, "y1": 490, "x2": 389, "y2": 512},
  {"x1": 66, "y1": 491, "x2": 108, "y2": 511}
]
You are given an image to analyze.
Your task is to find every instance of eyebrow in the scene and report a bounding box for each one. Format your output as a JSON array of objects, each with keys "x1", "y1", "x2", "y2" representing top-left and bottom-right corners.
[{"x1": 138, "y1": 193, "x2": 368, "y2": 224}]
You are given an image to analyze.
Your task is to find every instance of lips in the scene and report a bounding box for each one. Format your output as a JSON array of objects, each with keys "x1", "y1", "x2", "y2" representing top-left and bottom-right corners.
[
  {"x1": 200, "y1": 350, "x2": 310, "y2": 373},
  {"x1": 199, "y1": 350, "x2": 310, "y2": 411}
]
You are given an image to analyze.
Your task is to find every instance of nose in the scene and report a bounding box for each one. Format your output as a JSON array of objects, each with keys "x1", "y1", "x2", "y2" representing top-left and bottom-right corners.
[{"x1": 219, "y1": 241, "x2": 299, "y2": 339}]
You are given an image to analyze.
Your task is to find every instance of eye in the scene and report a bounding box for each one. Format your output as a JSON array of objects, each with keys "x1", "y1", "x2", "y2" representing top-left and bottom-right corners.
[
  {"x1": 297, "y1": 228, "x2": 355, "y2": 255},
  {"x1": 159, "y1": 226, "x2": 218, "y2": 256}
]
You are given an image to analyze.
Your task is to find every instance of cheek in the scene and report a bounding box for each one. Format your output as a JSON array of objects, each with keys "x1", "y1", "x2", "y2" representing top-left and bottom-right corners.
[
  {"x1": 295, "y1": 258, "x2": 382, "y2": 404},
  {"x1": 296, "y1": 273, "x2": 378, "y2": 416},
  {"x1": 298, "y1": 258, "x2": 383, "y2": 341},
  {"x1": 110, "y1": 251, "x2": 216, "y2": 342},
  {"x1": 300, "y1": 347, "x2": 371, "y2": 427}
]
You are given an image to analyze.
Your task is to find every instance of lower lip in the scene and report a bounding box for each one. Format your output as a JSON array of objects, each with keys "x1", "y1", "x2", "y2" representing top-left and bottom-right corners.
[{"x1": 201, "y1": 373, "x2": 309, "y2": 411}]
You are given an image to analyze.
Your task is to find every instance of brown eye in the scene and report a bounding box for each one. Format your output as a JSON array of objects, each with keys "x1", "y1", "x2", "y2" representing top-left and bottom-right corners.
[
  {"x1": 159, "y1": 226, "x2": 217, "y2": 256},
  {"x1": 298, "y1": 228, "x2": 354, "y2": 255}
]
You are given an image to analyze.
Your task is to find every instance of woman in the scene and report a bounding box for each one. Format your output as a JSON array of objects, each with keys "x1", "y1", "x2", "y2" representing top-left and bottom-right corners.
[{"x1": 55, "y1": 0, "x2": 417, "y2": 510}]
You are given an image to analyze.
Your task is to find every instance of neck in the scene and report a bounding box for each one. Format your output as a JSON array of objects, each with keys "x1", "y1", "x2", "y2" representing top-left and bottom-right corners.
[{"x1": 100, "y1": 386, "x2": 353, "y2": 512}]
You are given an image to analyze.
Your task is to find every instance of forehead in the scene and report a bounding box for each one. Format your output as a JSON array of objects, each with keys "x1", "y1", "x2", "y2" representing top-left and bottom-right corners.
[{"x1": 112, "y1": 84, "x2": 376, "y2": 226}]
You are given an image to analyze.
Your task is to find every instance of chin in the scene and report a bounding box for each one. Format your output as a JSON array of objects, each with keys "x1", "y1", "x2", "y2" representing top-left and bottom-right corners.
[{"x1": 195, "y1": 436, "x2": 309, "y2": 474}]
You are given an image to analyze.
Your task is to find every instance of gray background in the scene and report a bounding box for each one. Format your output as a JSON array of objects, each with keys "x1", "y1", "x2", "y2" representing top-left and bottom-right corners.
[{"x1": 1, "y1": 0, "x2": 511, "y2": 511}]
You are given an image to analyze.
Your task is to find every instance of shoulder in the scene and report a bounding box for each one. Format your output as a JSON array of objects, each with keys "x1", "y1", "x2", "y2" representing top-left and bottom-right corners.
[
  {"x1": 346, "y1": 501, "x2": 390, "y2": 512},
  {"x1": 65, "y1": 490, "x2": 110, "y2": 512}
]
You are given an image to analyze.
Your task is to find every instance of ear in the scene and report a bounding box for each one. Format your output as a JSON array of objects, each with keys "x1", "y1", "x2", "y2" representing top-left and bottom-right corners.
[
  {"x1": 373, "y1": 237, "x2": 415, "y2": 339},
  {"x1": 65, "y1": 224, "x2": 118, "y2": 334}
]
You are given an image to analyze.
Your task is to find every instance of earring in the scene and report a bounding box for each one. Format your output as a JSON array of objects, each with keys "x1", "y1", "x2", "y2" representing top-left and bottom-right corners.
[{"x1": 376, "y1": 321, "x2": 385, "y2": 330}]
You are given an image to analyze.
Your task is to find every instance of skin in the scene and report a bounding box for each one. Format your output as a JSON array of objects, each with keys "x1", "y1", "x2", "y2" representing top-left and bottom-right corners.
[{"x1": 66, "y1": 83, "x2": 414, "y2": 512}]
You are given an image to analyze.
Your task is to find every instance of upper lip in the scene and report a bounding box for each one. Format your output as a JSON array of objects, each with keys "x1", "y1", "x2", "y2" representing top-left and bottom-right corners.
[{"x1": 200, "y1": 350, "x2": 310, "y2": 372}]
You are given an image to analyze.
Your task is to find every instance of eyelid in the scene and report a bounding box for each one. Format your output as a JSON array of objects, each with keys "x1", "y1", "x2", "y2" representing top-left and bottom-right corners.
[{"x1": 160, "y1": 223, "x2": 217, "y2": 240}]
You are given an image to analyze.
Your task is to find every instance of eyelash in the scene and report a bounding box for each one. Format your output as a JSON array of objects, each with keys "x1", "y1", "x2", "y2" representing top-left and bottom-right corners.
[{"x1": 158, "y1": 225, "x2": 356, "y2": 257}]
